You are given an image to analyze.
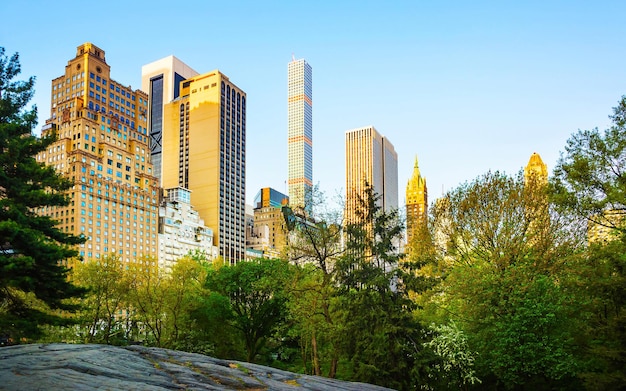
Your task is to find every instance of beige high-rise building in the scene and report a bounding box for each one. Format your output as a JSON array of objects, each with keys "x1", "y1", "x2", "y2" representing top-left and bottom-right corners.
[
  {"x1": 345, "y1": 126, "x2": 398, "y2": 224},
  {"x1": 141, "y1": 56, "x2": 198, "y2": 184},
  {"x1": 35, "y1": 43, "x2": 159, "y2": 265},
  {"x1": 405, "y1": 156, "x2": 428, "y2": 245},
  {"x1": 161, "y1": 70, "x2": 246, "y2": 263}
]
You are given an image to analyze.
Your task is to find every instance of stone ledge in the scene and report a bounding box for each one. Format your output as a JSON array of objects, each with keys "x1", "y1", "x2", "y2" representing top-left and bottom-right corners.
[{"x1": 0, "y1": 344, "x2": 394, "y2": 391}]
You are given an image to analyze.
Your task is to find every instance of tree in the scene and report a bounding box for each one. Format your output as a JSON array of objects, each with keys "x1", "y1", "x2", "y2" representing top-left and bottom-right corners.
[
  {"x1": 205, "y1": 258, "x2": 294, "y2": 363},
  {"x1": 0, "y1": 47, "x2": 85, "y2": 339},
  {"x1": 424, "y1": 321, "x2": 480, "y2": 391},
  {"x1": 552, "y1": 96, "x2": 626, "y2": 233},
  {"x1": 431, "y1": 171, "x2": 583, "y2": 389},
  {"x1": 552, "y1": 97, "x2": 626, "y2": 390},
  {"x1": 335, "y1": 186, "x2": 431, "y2": 390},
  {"x1": 72, "y1": 255, "x2": 130, "y2": 344},
  {"x1": 284, "y1": 187, "x2": 345, "y2": 376}
]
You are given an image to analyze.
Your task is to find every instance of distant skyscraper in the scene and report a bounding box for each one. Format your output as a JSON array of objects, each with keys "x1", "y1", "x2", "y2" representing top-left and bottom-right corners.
[
  {"x1": 161, "y1": 70, "x2": 246, "y2": 263},
  {"x1": 141, "y1": 56, "x2": 198, "y2": 184},
  {"x1": 35, "y1": 43, "x2": 159, "y2": 264},
  {"x1": 287, "y1": 58, "x2": 313, "y2": 209},
  {"x1": 345, "y1": 126, "x2": 398, "y2": 224},
  {"x1": 406, "y1": 156, "x2": 428, "y2": 245}
]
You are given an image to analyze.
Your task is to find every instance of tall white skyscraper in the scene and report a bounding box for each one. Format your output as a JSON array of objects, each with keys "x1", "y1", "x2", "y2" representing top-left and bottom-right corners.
[
  {"x1": 345, "y1": 126, "x2": 398, "y2": 223},
  {"x1": 287, "y1": 58, "x2": 313, "y2": 210},
  {"x1": 141, "y1": 56, "x2": 198, "y2": 184}
]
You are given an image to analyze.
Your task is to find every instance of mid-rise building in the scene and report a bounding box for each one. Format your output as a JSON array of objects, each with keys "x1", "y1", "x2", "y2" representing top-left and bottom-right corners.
[
  {"x1": 406, "y1": 156, "x2": 428, "y2": 245},
  {"x1": 141, "y1": 56, "x2": 198, "y2": 184},
  {"x1": 287, "y1": 58, "x2": 313, "y2": 210},
  {"x1": 247, "y1": 188, "x2": 289, "y2": 258},
  {"x1": 35, "y1": 43, "x2": 159, "y2": 265},
  {"x1": 161, "y1": 70, "x2": 246, "y2": 263},
  {"x1": 345, "y1": 126, "x2": 398, "y2": 224},
  {"x1": 158, "y1": 187, "x2": 217, "y2": 272}
]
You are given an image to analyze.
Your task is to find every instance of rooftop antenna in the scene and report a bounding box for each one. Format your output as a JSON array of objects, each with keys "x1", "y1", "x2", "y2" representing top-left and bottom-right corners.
[{"x1": 292, "y1": 53, "x2": 296, "y2": 62}]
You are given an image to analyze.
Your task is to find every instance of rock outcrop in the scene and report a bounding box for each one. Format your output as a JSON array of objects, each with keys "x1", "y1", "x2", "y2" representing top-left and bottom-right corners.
[{"x1": 0, "y1": 343, "x2": 394, "y2": 390}]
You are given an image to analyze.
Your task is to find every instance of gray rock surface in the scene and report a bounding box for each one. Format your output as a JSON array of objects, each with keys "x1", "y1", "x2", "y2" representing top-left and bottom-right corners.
[{"x1": 0, "y1": 344, "x2": 394, "y2": 390}]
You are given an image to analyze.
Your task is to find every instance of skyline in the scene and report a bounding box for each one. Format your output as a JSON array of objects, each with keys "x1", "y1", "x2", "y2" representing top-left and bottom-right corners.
[{"x1": 4, "y1": 1, "x2": 626, "y2": 207}]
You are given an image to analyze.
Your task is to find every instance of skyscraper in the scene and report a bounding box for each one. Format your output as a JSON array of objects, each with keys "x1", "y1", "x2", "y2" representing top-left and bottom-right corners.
[
  {"x1": 287, "y1": 58, "x2": 313, "y2": 210},
  {"x1": 141, "y1": 56, "x2": 198, "y2": 184},
  {"x1": 345, "y1": 126, "x2": 398, "y2": 224},
  {"x1": 405, "y1": 156, "x2": 428, "y2": 245},
  {"x1": 35, "y1": 43, "x2": 159, "y2": 264},
  {"x1": 161, "y1": 70, "x2": 246, "y2": 263}
]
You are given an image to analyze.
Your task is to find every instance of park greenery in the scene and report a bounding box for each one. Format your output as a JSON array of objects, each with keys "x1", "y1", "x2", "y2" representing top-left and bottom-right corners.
[{"x1": 2, "y1": 47, "x2": 626, "y2": 390}]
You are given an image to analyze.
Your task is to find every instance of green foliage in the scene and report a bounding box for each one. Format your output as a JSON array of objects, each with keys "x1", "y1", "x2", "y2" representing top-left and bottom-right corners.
[
  {"x1": 72, "y1": 255, "x2": 130, "y2": 344},
  {"x1": 424, "y1": 321, "x2": 480, "y2": 390},
  {"x1": 335, "y1": 186, "x2": 431, "y2": 390},
  {"x1": 0, "y1": 47, "x2": 86, "y2": 339},
  {"x1": 551, "y1": 97, "x2": 626, "y2": 390},
  {"x1": 429, "y1": 171, "x2": 584, "y2": 389},
  {"x1": 205, "y1": 258, "x2": 294, "y2": 363},
  {"x1": 552, "y1": 96, "x2": 626, "y2": 232}
]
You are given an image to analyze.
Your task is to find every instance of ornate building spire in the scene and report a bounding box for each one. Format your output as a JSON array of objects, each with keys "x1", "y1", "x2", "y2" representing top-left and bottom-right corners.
[
  {"x1": 524, "y1": 152, "x2": 548, "y2": 186},
  {"x1": 406, "y1": 155, "x2": 428, "y2": 245}
]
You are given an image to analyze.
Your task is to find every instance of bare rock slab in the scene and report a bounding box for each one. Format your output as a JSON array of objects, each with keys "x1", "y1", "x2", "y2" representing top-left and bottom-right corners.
[{"x1": 0, "y1": 344, "x2": 394, "y2": 391}]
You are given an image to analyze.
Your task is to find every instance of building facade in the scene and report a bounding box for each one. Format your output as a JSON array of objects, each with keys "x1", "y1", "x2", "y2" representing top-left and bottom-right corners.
[
  {"x1": 161, "y1": 70, "x2": 246, "y2": 263},
  {"x1": 247, "y1": 187, "x2": 289, "y2": 258},
  {"x1": 141, "y1": 56, "x2": 198, "y2": 184},
  {"x1": 158, "y1": 187, "x2": 216, "y2": 273},
  {"x1": 36, "y1": 43, "x2": 159, "y2": 265},
  {"x1": 405, "y1": 156, "x2": 428, "y2": 245},
  {"x1": 287, "y1": 58, "x2": 313, "y2": 210},
  {"x1": 345, "y1": 126, "x2": 398, "y2": 224}
]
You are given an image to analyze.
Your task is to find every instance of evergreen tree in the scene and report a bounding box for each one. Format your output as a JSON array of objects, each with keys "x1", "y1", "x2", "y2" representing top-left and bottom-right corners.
[
  {"x1": 336, "y1": 186, "x2": 431, "y2": 390},
  {"x1": 0, "y1": 48, "x2": 85, "y2": 339}
]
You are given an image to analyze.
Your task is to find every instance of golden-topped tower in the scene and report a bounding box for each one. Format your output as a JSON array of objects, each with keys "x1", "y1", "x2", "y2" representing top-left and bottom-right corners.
[
  {"x1": 524, "y1": 152, "x2": 548, "y2": 187},
  {"x1": 405, "y1": 156, "x2": 428, "y2": 245},
  {"x1": 524, "y1": 152, "x2": 549, "y2": 245}
]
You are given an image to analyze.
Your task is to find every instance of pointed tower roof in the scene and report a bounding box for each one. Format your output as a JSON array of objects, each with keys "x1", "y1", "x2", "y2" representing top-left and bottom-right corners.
[
  {"x1": 406, "y1": 155, "x2": 427, "y2": 198},
  {"x1": 524, "y1": 152, "x2": 548, "y2": 184}
]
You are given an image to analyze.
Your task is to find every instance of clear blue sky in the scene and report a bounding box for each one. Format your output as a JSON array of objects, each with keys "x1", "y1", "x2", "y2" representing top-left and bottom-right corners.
[{"x1": 3, "y1": 1, "x2": 626, "y2": 207}]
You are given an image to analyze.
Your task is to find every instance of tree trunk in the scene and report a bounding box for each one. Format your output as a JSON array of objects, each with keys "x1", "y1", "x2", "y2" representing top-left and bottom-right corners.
[
  {"x1": 311, "y1": 330, "x2": 321, "y2": 376},
  {"x1": 328, "y1": 354, "x2": 338, "y2": 378}
]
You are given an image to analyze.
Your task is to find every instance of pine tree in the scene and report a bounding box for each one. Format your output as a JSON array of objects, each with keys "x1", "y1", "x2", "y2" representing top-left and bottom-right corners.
[{"x1": 0, "y1": 47, "x2": 85, "y2": 339}]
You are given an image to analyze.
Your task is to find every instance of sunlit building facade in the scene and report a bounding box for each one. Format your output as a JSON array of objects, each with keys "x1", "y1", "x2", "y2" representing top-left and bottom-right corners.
[
  {"x1": 158, "y1": 187, "x2": 217, "y2": 273},
  {"x1": 345, "y1": 126, "x2": 398, "y2": 224},
  {"x1": 141, "y1": 56, "x2": 198, "y2": 184},
  {"x1": 406, "y1": 156, "x2": 428, "y2": 245},
  {"x1": 247, "y1": 187, "x2": 289, "y2": 258},
  {"x1": 287, "y1": 58, "x2": 313, "y2": 210},
  {"x1": 35, "y1": 43, "x2": 159, "y2": 265},
  {"x1": 161, "y1": 70, "x2": 246, "y2": 263}
]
